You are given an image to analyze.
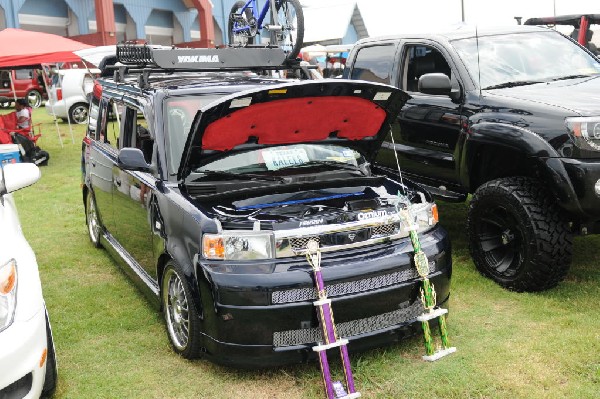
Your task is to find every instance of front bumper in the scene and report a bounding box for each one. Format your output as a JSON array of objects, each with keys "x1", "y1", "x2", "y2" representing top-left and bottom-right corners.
[
  {"x1": 559, "y1": 158, "x2": 600, "y2": 228},
  {"x1": 0, "y1": 306, "x2": 47, "y2": 398},
  {"x1": 195, "y1": 225, "x2": 451, "y2": 368}
]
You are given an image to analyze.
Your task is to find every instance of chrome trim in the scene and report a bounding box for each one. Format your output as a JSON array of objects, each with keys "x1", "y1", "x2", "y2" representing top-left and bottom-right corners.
[{"x1": 274, "y1": 202, "x2": 434, "y2": 257}]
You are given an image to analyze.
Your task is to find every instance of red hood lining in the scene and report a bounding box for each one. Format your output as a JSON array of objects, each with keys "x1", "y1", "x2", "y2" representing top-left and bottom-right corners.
[{"x1": 201, "y1": 96, "x2": 387, "y2": 151}]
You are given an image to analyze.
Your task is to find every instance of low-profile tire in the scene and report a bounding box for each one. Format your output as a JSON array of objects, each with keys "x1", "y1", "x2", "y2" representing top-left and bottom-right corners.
[
  {"x1": 68, "y1": 102, "x2": 89, "y2": 124},
  {"x1": 161, "y1": 260, "x2": 203, "y2": 359},
  {"x1": 467, "y1": 177, "x2": 572, "y2": 292},
  {"x1": 86, "y1": 191, "x2": 103, "y2": 248},
  {"x1": 26, "y1": 89, "x2": 43, "y2": 108},
  {"x1": 41, "y1": 310, "x2": 58, "y2": 398}
]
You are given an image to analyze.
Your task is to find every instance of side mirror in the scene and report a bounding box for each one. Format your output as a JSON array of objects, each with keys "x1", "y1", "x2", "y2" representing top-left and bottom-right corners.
[
  {"x1": 117, "y1": 148, "x2": 150, "y2": 172},
  {"x1": 0, "y1": 163, "x2": 40, "y2": 195},
  {"x1": 418, "y1": 73, "x2": 452, "y2": 96}
]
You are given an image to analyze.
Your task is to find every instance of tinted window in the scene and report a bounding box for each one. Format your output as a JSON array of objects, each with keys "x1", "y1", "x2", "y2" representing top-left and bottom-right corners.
[
  {"x1": 350, "y1": 45, "x2": 396, "y2": 84},
  {"x1": 402, "y1": 45, "x2": 454, "y2": 92}
]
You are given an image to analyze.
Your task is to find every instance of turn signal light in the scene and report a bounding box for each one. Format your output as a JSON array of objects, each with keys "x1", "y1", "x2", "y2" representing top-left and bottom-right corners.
[
  {"x1": 0, "y1": 260, "x2": 16, "y2": 295},
  {"x1": 431, "y1": 204, "x2": 439, "y2": 224},
  {"x1": 203, "y1": 236, "x2": 224, "y2": 259},
  {"x1": 40, "y1": 348, "x2": 47, "y2": 368}
]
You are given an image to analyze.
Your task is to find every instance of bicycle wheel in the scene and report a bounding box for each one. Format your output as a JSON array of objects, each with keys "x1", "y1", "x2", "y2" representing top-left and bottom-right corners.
[
  {"x1": 228, "y1": 1, "x2": 256, "y2": 47},
  {"x1": 271, "y1": 0, "x2": 304, "y2": 59}
]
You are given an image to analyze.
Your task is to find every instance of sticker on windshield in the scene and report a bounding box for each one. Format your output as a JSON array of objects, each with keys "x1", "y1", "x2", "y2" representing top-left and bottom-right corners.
[{"x1": 262, "y1": 148, "x2": 310, "y2": 170}]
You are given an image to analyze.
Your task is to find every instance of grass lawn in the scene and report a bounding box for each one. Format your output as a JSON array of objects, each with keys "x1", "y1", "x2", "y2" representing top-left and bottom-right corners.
[{"x1": 4, "y1": 108, "x2": 599, "y2": 398}]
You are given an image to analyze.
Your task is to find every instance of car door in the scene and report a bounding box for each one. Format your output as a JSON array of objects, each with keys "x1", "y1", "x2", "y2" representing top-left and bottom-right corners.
[
  {"x1": 387, "y1": 43, "x2": 464, "y2": 186},
  {"x1": 87, "y1": 97, "x2": 121, "y2": 234},
  {"x1": 111, "y1": 104, "x2": 157, "y2": 281}
]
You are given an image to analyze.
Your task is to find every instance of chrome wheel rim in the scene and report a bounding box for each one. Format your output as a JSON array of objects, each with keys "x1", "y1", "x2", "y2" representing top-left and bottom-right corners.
[
  {"x1": 27, "y1": 91, "x2": 42, "y2": 108},
  {"x1": 163, "y1": 268, "x2": 190, "y2": 351},
  {"x1": 72, "y1": 105, "x2": 89, "y2": 124},
  {"x1": 87, "y1": 194, "x2": 100, "y2": 243}
]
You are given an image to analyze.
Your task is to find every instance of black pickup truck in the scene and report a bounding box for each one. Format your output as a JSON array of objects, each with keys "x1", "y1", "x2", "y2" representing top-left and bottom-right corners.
[{"x1": 344, "y1": 25, "x2": 600, "y2": 292}]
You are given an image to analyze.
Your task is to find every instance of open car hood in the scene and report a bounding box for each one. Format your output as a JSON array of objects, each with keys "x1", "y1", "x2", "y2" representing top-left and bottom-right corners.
[{"x1": 178, "y1": 80, "x2": 409, "y2": 180}]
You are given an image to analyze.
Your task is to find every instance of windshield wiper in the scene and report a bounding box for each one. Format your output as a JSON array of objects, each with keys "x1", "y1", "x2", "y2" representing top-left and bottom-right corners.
[
  {"x1": 551, "y1": 74, "x2": 593, "y2": 81},
  {"x1": 279, "y1": 160, "x2": 366, "y2": 174},
  {"x1": 194, "y1": 170, "x2": 288, "y2": 183},
  {"x1": 483, "y1": 80, "x2": 544, "y2": 90}
]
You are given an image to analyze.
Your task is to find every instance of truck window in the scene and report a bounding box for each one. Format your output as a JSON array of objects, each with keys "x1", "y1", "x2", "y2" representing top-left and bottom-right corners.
[
  {"x1": 349, "y1": 44, "x2": 396, "y2": 84},
  {"x1": 403, "y1": 45, "x2": 453, "y2": 92}
]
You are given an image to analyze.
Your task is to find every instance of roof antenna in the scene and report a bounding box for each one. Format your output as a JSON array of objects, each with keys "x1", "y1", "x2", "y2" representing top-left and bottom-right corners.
[{"x1": 475, "y1": 25, "x2": 482, "y2": 100}]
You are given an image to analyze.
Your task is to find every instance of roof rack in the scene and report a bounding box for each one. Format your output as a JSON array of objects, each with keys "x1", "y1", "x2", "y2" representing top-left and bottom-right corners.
[
  {"x1": 109, "y1": 43, "x2": 316, "y2": 88},
  {"x1": 116, "y1": 43, "x2": 288, "y2": 71}
]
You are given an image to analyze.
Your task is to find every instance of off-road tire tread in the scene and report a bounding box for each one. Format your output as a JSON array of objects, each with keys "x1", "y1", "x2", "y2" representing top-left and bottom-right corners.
[{"x1": 468, "y1": 177, "x2": 572, "y2": 292}]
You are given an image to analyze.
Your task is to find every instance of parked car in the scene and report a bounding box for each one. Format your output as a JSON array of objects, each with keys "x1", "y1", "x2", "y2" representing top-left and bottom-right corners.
[
  {"x1": 0, "y1": 69, "x2": 47, "y2": 109},
  {"x1": 45, "y1": 68, "x2": 97, "y2": 124},
  {"x1": 344, "y1": 24, "x2": 600, "y2": 292},
  {"x1": 0, "y1": 162, "x2": 57, "y2": 397},
  {"x1": 81, "y1": 46, "x2": 451, "y2": 367}
]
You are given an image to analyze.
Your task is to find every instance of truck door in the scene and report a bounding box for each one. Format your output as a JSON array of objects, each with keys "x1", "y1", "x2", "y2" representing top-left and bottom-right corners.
[{"x1": 386, "y1": 43, "x2": 463, "y2": 187}]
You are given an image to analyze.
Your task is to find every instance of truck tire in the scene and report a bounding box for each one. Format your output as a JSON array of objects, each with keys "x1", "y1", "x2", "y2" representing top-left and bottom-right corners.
[{"x1": 467, "y1": 177, "x2": 572, "y2": 292}]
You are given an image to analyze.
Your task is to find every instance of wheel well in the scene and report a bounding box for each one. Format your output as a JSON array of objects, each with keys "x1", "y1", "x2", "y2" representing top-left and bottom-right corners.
[
  {"x1": 469, "y1": 145, "x2": 539, "y2": 191},
  {"x1": 82, "y1": 185, "x2": 88, "y2": 212},
  {"x1": 156, "y1": 254, "x2": 172, "y2": 310}
]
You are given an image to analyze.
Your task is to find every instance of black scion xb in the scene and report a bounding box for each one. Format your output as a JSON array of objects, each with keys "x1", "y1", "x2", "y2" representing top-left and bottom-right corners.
[{"x1": 82, "y1": 46, "x2": 451, "y2": 367}]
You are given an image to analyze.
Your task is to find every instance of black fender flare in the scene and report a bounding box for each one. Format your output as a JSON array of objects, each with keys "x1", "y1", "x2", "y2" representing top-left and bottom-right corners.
[{"x1": 463, "y1": 122, "x2": 583, "y2": 215}]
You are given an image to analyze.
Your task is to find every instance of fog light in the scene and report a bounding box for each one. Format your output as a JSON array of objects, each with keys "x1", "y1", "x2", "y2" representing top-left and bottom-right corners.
[{"x1": 595, "y1": 179, "x2": 600, "y2": 197}]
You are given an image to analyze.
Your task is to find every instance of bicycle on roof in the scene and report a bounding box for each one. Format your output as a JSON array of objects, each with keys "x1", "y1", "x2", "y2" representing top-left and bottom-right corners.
[{"x1": 228, "y1": 0, "x2": 304, "y2": 60}]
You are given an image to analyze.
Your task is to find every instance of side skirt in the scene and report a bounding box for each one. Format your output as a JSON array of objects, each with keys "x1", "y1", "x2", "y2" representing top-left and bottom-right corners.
[{"x1": 100, "y1": 231, "x2": 161, "y2": 309}]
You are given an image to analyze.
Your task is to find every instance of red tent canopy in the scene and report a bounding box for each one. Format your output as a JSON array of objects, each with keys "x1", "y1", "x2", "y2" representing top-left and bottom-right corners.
[{"x1": 0, "y1": 28, "x2": 92, "y2": 68}]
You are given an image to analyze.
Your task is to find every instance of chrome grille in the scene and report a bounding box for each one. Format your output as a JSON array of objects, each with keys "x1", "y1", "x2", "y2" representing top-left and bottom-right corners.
[
  {"x1": 289, "y1": 236, "x2": 319, "y2": 252},
  {"x1": 372, "y1": 223, "x2": 396, "y2": 237},
  {"x1": 273, "y1": 300, "x2": 424, "y2": 347},
  {"x1": 271, "y1": 262, "x2": 437, "y2": 304}
]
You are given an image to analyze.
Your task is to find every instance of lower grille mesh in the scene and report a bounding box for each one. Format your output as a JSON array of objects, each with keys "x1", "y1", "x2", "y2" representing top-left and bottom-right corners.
[
  {"x1": 273, "y1": 300, "x2": 424, "y2": 347},
  {"x1": 271, "y1": 262, "x2": 436, "y2": 304}
]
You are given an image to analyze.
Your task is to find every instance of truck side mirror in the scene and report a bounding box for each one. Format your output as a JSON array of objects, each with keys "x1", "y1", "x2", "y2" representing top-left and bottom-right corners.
[
  {"x1": 117, "y1": 148, "x2": 150, "y2": 172},
  {"x1": 418, "y1": 73, "x2": 452, "y2": 96}
]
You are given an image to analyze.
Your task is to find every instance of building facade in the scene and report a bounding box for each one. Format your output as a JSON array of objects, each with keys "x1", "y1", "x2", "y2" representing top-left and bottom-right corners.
[{"x1": 0, "y1": 0, "x2": 366, "y2": 47}]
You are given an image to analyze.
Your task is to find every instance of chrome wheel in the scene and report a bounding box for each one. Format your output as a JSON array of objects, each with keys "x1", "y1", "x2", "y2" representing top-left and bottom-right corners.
[
  {"x1": 163, "y1": 268, "x2": 190, "y2": 351},
  {"x1": 70, "y1": 103, "x2": 89, "y2": 124},
  {"x1": 27, "y1": 90, "x2": 42, "y2": 108},
  {"x1": 86, "y1": 192, "x2": 102, "y2": 247}
]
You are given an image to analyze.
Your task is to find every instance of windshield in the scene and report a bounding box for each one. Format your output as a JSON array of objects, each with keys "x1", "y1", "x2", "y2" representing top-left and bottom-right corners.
[
  {"x1": 451, "y1": 31, "x2": 600, "y2": 89},
  {"x1": 165, "y1": 95, "x2": 225, "y2": 175},
  {"x1": 194, "y1": 144, "x2": 367, "y2": 176}
]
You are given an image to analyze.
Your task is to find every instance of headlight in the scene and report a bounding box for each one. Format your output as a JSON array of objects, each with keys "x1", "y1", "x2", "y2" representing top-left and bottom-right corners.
[
  {"x1": 0, "y1": 259, "x2": 17, "y2": 332},
  {"x1": 565, "y1": 117, "x2": 600, "y2": 151},
  {"x1": 203, "y1": 231, "x2": 275, "y2": 260},
  {"x1": 406, "y1": 202, "x2": 439, "y2": 233}
]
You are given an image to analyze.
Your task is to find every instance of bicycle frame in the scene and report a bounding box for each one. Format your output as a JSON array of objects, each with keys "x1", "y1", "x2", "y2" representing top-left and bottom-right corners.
[{"x1": 232, "y1": 0, "x2": 280, "y2": 34}]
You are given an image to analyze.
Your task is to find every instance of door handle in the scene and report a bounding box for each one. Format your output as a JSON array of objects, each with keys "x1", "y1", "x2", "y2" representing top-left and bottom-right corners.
[{"x1": 114, "y1": 178, "x2": 121, "y2": 187}]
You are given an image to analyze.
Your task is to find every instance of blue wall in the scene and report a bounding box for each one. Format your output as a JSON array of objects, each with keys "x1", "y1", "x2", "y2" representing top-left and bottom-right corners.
[{"x1": 21, "y1": 0, "x2": 68, "y2": 17}]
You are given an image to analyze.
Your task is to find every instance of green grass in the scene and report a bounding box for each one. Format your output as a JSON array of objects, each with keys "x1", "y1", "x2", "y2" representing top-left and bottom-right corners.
[{"x1": 5, "y1": 108, "x2": 600, "y2": 398}]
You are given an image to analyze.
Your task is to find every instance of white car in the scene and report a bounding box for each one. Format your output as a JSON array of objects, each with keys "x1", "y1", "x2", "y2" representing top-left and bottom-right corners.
[
  {"x1": 45, "y1": 68, "x2": 98, "y2": 124},
  {"x1": 0, "y1": 162, "x2": 57, "y2": 398}
]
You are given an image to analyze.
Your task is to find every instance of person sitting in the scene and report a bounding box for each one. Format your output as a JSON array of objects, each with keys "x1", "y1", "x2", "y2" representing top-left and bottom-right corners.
[{"x1": 15, "y1": 98, "x2": 31, "y2": 130}]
